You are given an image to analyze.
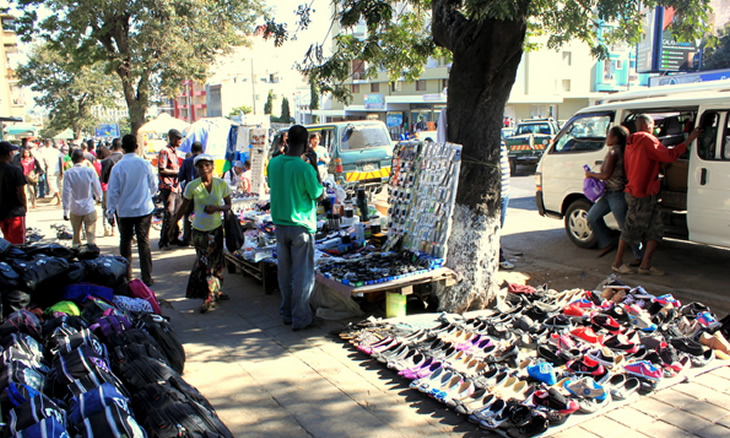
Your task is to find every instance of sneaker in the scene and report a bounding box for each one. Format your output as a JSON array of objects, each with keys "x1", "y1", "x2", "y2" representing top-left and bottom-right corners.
[
  {"x1": 696, "y1": 311, "x2": 721, "y2": 330},
  {"x1": 623, "y1": 360, "x2": 662, "y2": 381},
  {"x1": 590, "y1": 313, "x2": 622, "y2": 334},
  {"x1": 638, "y1": 266, "x2": 665, "y2": 276},
  {"x1": 565, "y1": 356, "x2": 606, "y2": 377},
  {"x1": 669, "y1": 337, "x2": 705, "y2": 356},
  {"x1": 563, "y1": 303, "x2": 588, "y2": 318},
  {"x1": 587, "y1": 348, "x2": 624, "y2": 369},
  {"x1": 571, "y1": 326, "x2": 603, "y2": 345},
  {"x1": 527, "y1": 362, "x2": 557, "y2": 385},
  {"x1": 653, "y1": 294, "x2": 681, "y2": 308},
  {"x1": 499, "y1": 260, "x2": 515, "y2": 270},
  {"x1": 548, "y1": 333, "x2": 577, "y2": 350},
  {"x1": 564, "y1": 377, "x2": 608, "y2": 401},
  {"x1": 544, "y1": 314, "x2": 572, "y2": 331},
  {"x1": 603, "y1": 333, "x2": 640, "y2": 354},
  {"x1": 628, "y1": 314, "x2": 658, "y2": 332},
  {"x1": 530, "y1": 388, "x2": 580, "y2": 415},
  {"x1": 699, "y1": 331, "x2": 730, "y2": 355}
]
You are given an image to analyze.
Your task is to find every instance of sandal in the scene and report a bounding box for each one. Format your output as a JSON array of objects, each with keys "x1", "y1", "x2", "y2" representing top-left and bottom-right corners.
[
  {"x1": 611, "y1": 264, "x2": 635, "y2": 274},
  {"x1": 638, "y1": 266, "x2": 665, "y2": 276}
]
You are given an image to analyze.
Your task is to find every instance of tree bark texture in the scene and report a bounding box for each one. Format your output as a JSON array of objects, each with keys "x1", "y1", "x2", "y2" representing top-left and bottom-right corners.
[{"x1": 431, "y1": 0, "x2": 527, "y2": 312}]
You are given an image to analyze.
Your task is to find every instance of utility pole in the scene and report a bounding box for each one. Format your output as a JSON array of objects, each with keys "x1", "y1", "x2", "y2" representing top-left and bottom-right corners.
[{"x1": 251, "y1": 58, "x2": 257, "y2": 115}]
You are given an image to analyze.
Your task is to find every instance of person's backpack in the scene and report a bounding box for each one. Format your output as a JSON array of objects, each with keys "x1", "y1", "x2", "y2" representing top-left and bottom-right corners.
[
  {"x1": 53, "y1": 343, "x2": 111, "y2": 385},
  {"x1": 68, "y1": 382, "x2": 130, "y2": 427},
  {"x1": 135, "y1": 314, "x2": 185, "y2": 373},
  {"x1": 64, "y1": 368, "x2": 129, "y2": 399},
  {"x1": 127, "y1": 279, "x2": 161, "y2": 314},
  {"x1": 0, "y1": 261, "x2": 21, "y2": 289},
  {"x1": 113, "y1": 295, "x2": 154, "y2": 314},
  {"x1": 116, "y1": 356, "x2": 179, "y2": 392},
  {"x1": 140, "y1": 400, "x2": 233, "y2": 438},
  {"x1": 11, "y1": 257, "x2": 70, "y2": 292},
  {"x1": 88, "y1": 313, "x2": 133, "y2": 340},
  {"x1": 0, "y1": 310, "x2": 43, "y2": 341},
  {"x1": 9, "y1": 393, "x2": 67, "y2": 434},
  {"x1": 84, "y1": 256, "x2": 129, "y2": 288},
  {"x1": 63, "y1": 283, "x2": 115, "y2": 303},
  {"x1": 77, "y1": 403, "x2": 147, "y2": 438},
  {"x1": 15, "y1": 416, "x2": 71, "y2": 438},
  {"x1": 74, "y1": 243, "x2": 101, "y2": 260}
]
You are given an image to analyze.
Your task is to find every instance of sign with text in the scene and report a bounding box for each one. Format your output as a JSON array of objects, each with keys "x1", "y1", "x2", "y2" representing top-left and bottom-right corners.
[
  {"x1": 95, "y1": 124, "x2": 120, "y2": 138},
  {"x1": 248, "y1": 128, "x2": 268, "y2": 195}
]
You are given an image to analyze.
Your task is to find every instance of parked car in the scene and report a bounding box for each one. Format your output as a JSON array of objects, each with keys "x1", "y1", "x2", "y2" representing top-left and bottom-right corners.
[
  {"x1": 270, "y1": 121, "x2": 393, "y2": 191},
  {"x1": 535, "y1": 80, "x2": 730, "y2": 249},
  {"x1": 505, "y1": 118, "x2": 560, "y2": 172}
]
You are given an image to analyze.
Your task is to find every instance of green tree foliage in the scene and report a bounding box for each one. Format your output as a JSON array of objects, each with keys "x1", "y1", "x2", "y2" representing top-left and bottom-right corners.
[
  {"x1": 280, "y1": 97, "x2": 292, "y2": 123},
  {"x1": 701, "y1": 23, "x2": 730, "y2": 70},
  {"x1": 14, "y1": 0, "x2": 269, "y2": 135},
  {"x1": 16, "y1": 43, "x2": 120, "y2": 139},
  {"x1": 264, "y1": 90, "x2": 274, "y2": 115},
  {"x1": 228, "y1": 105, "x2": 254, "y2": 118},
  {"x1": 291, "y1": 0, "x2": 710, "y2": 311}
]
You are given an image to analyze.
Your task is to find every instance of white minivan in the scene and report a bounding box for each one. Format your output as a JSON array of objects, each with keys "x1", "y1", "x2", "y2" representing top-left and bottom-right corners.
[{"x1": 535, "y1": 80, "x2": 730, "y2": 249}]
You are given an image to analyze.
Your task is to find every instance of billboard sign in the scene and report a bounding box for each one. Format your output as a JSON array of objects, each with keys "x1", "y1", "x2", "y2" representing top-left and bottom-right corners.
[
  {"x1": 636, "y1": 6, "x2": 699, "y2": 73},
  {"x1": 364, "y1": 94, "x2": 384, "y2": 110},
  {"x1": 95, "y1": 123, "x2": 121, "y2": 137}
]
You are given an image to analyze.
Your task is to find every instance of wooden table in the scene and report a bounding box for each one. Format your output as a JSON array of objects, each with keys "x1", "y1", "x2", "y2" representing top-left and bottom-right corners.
[
  {"x1": 315, "y1": 266, "x2": 458, "y2": 300},
  {"x1": 225, "y1": 253, "x2": 278, "y2": 294}
]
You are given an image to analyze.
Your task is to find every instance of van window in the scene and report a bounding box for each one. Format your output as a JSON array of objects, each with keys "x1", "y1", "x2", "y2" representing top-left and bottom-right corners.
[
  {"x1": 341, "y1": 124, "x2": 391, "y2": 150},
  {"x1": 310, "y1": 128, "x2": 335, "y2": 156},
  {"x1": 551, "y1": 113, "x2": 612, "y2": 153},
  {"x1": 724, "y1": 113, "x2": 730, "y2": 160},
  {"x1": 697, "y1": 111, "x2": 720, "y2": 161}
]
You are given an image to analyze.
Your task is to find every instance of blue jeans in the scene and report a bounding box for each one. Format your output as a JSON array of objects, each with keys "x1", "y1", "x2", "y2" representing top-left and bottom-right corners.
[
  {"x1": 587, "y1": 191, "x2": 642, "y2": 258},
  {"x1": 500, "y1": 194, "x2": 509, "y2": 262},
  {"x1": 276, "y1": 225, "x2": 315, "y2": 329}
]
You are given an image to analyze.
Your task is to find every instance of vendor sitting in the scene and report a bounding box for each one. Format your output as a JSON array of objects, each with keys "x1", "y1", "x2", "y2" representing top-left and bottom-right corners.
[{"x1": 225, "y1": 160, "x2": 251, "y2": 193}]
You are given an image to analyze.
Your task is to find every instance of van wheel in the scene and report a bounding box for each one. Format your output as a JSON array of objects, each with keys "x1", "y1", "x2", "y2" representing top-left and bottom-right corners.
[{"x1": 564, "y1": 199, "x2": 597, "y2": 248}]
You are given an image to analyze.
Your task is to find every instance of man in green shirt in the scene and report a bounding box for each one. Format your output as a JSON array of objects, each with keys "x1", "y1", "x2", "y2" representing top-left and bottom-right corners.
[{"x1": 267, "y1": 125, "x2": 324, "y2": 331}]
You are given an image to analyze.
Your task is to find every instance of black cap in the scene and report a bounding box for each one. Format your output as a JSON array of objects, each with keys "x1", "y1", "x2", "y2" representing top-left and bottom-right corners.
[
  {"x1": 168, "y1": 129, "x2": 183, "y2": 139},
  {"x1": 0, "y1": 141, "x2": 19, "y2": 155}
]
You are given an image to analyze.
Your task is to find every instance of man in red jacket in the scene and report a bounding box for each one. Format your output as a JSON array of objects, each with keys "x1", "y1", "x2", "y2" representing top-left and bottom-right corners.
[{"x1": 612, "y1": 114, "x2": 701, "y2": 276}]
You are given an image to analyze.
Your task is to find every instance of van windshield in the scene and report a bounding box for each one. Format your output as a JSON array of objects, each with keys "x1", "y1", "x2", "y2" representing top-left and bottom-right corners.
[{"x1": 341, "y1": 125, "x2": 391, "y2": 150}]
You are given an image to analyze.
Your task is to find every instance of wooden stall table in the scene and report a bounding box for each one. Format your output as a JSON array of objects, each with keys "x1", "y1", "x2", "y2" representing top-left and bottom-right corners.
[
  {"x1": 225, "y1": 252, "x2": 278, "y2": 294},
  {"x1": 315, "y1": 267, "x2": 459, "y2": 317}
]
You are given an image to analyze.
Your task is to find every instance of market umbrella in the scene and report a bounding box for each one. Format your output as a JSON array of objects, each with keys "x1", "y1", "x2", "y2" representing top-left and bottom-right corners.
[
  {"x1": 52, "y1": 128, "x2": 74, "y2": 140},
  {"x1": 138, "y1": 113, "x2": 190, "y2": 134}
]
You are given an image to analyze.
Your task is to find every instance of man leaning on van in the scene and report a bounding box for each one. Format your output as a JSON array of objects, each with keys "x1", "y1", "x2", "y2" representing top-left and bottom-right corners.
[{"x1": 612, "y1": 114, "x2": 701, "y2": 276}]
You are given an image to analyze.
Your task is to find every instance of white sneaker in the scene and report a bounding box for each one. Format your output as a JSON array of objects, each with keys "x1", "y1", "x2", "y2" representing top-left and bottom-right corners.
[{"x1": 499, "y1": 260, "x2": 514, "y2": 270}]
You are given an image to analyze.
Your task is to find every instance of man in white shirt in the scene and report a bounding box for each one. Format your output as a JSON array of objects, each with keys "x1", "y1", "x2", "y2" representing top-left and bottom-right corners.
[
  {"x1": 63, "y1": 149, "x2": 102, "y2": 246},
  {"x1": 39, "y1": 139, "x2": 63, "y2": 206},
  {"x1": 106, "y1": 134, "x2": 158, "y2": 286}
]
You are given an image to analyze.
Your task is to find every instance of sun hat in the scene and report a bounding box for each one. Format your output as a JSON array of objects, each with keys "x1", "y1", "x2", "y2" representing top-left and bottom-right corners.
[
  {"x1": 233, "y1": 160, "x2": 244, "y2": 168},
  {"x1": 194, "y1": 154, "x2": 214, "y2": 166}
]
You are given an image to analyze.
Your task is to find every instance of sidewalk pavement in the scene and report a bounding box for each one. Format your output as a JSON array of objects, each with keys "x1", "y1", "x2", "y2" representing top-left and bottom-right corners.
[{"x1": 23, "y1": 202, "x2": 730, "y2": 437}]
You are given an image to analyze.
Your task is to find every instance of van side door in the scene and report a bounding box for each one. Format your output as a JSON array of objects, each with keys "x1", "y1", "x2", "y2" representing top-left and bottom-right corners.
[{"x1": 687, "y1": 108, "x2": 730, "y2": 248}]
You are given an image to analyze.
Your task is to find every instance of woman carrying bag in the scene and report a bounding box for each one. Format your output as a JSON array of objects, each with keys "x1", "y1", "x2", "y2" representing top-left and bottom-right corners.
[
  {"x1": 584, "y1": 126, "x2": 641, "y2": 261},
  {"x1": 19, "y1": 147, "x2": 43, "y2": 209},
  {"x1": 170, "y1": 154, "x2": 232, "y2": 313}
]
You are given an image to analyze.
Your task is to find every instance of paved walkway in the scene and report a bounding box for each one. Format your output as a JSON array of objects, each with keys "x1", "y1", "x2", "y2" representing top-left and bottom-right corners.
[{"x1": 23, "y1": 203, "x2": 730, "y2": 437}]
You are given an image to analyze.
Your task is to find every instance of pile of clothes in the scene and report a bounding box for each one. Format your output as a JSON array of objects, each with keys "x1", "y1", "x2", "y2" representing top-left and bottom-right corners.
[{"x1": 340, "y1": 280, "x2": 730, "y2": 437}]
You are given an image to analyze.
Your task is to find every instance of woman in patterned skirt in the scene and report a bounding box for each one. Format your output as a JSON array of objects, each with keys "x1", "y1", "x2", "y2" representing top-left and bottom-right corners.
[{"x1": 170, "y1": 154, "x2": 232, "y2": 312}]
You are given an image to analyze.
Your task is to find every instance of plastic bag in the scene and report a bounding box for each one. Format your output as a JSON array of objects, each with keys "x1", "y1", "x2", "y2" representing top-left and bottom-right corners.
[{"x1": 583, "y1": 177, "x2": 605, "y2": 202}]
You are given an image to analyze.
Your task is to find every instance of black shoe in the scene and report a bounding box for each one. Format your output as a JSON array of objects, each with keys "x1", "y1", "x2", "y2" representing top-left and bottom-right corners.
[
  {"x1": 143, "y1": 278, "x2": 154, "y2": 287},
  {"x1": 217, "y1": 293, "x2": 230, "y2": 301}
]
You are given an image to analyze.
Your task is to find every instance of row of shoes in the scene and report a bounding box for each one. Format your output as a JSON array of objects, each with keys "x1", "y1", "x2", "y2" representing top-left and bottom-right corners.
[{"x1": 339, "y1": 281, "x2": 730, "y2": 436}]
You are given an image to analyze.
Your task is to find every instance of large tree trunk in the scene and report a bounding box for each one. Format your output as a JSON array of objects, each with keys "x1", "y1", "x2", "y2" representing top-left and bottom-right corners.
[
  {"x1": 117, "y1": 66, "x2": 150, "y2": 137},
  {"x1": 432, "y1": 1, "x2": 527, "y2": 312}
]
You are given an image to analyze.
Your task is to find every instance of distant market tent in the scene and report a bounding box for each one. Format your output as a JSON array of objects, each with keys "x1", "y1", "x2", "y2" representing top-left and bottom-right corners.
[
  {"x1": 52, "y1": 128, "x2": 74, "y2": 140},
  {"x1": 138, "y1": 113, "x2": 190, "y2": 134}
]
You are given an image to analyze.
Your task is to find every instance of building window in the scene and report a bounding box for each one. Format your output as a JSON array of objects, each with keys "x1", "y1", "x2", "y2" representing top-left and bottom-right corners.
[
  {"x1": 352, "y1": 60, "x2": 365, "y2": 80},
  {"x1": 562, "y1": 51, "x2": 572, "y2": 66},
  {"x1": 370, "y1": 82, "x2": 380, "y2": 93},
  {"x1": 416, "y1": 80, "x2": 427, "y2": 91},
  {"x1": 441, "y1": 79, "x2": 448, "y2": 92},
  {"x1": 562, "y1": 80, "x2": 571, "y2": 92},
  {"x1": 351, "y1": 83, "x2": 360, "y2": 94},
  {"x1": 390, "y1": 82, "x2": 400, "y2": 92}
]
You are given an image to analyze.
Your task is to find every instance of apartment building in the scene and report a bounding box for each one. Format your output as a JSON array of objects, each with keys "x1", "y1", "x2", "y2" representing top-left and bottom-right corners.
[{"x1": 0, "y1": 12, "x2": 24, "y2": 120}]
